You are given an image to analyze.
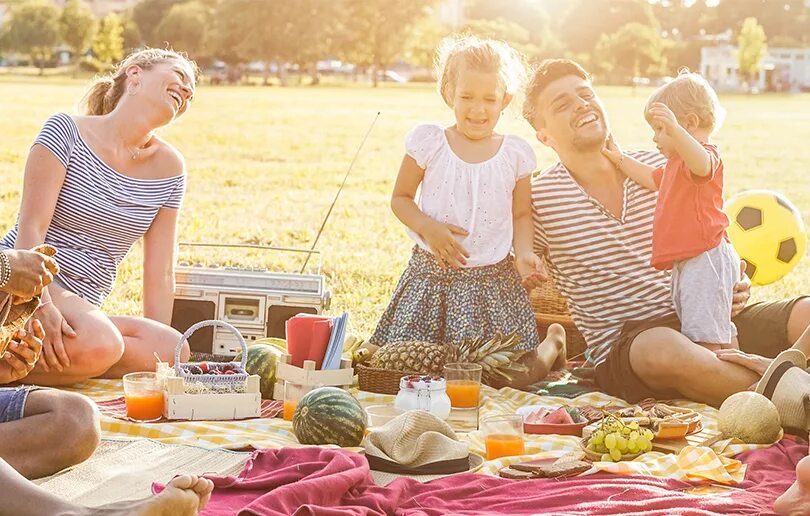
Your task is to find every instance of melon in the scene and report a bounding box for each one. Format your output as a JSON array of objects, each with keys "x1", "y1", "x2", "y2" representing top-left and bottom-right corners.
[
  {"x1": 234, "y1": 344, "x2": 284, "y2": 399},
  {"x1": 718, "y1": 392, "x2": 782, "y2": 444},
  {"x1": 293, "y1": 387, "x2": 367, "y2": 447},
  {"x1": 565, "y1": 407, "x2": 584, "y2": 423},
  {"x1": 543, "y1": 406, "x2": 575, "y2": 425},
  {"x1": 250, "y1": 337, "x2": 287, "y2": 352},
  {"x1": 525, "y1": 408, "x2": 550, "y2": 424}
]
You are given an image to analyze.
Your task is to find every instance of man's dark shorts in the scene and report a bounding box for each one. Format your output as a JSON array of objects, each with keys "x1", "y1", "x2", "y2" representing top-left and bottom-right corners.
[
  {"x1": 0, "y1": 386, "x2": 35, "y2": 423},
  {"x1": 594, "y1": 297, "x2": 808, "y2": 403}
]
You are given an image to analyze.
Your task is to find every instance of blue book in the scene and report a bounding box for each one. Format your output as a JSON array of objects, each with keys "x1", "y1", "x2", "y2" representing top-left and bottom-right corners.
[{"x1": 321, "y1": 312, "x2": 348, "y2": 370}]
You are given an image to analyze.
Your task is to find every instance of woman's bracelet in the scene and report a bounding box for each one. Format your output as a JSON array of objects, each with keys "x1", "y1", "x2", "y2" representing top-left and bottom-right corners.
[{"x1": 0, "y1": 251, "x2": 11, "y2": 290}]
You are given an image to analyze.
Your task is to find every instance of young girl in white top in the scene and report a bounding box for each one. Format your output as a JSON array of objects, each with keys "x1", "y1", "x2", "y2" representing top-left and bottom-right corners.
[{"x1": 370, "y1": 36, "x2": 565, "y2": 379}]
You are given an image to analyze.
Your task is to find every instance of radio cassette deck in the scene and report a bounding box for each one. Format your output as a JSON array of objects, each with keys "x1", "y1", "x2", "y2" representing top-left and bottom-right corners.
[{"x1": 170, "y1": 243, "x2": 330, "y2": 356}]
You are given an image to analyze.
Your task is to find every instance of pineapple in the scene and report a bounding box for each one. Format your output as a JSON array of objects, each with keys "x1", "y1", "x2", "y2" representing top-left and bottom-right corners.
[{"x1": 368, "y1": 333, "x2": 529, "y2": 385}]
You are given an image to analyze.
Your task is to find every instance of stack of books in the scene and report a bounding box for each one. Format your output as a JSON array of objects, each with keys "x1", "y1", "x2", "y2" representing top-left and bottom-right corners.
[{"x1": 285, "y1": 312, "x2": 349, "y2": 370}]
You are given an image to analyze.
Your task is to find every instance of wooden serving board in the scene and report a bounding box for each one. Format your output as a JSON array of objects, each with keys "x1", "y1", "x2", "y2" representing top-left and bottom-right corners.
[
  {"x1": 583, "y1": 421, "x2": 723, "y2": 454},
  {"x1": 651, "y1": 426, "x2": 724, "y2": 454}
]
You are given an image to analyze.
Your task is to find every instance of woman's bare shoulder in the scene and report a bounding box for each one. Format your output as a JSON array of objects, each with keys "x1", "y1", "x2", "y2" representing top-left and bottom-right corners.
[{"x1": 148, "y1": 136, "x2": 186, "y2": 178}]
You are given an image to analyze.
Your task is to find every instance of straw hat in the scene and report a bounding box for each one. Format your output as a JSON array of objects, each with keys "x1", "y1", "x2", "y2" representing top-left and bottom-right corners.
[
  {"x1": 364, "y1": 410, "x2": 483, "y2": 486},
  {"x1": 755, "y1": 349, "x2": 810, "y2": 436}
]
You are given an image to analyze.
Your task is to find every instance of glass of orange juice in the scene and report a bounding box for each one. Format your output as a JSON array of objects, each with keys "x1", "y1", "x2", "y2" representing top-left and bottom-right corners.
[
  {"x1": 444, "y1": 363, "x2": 482, "y2": 409},
  {"x1": 123, "y1": 372, "x2": 164, "y2": 422},
  {"x1": 283, "y1": 382, "x2": 312, "y2": 421},
  {"x1": 482, "y1": 415, "x2": 525, "y2": 460}
]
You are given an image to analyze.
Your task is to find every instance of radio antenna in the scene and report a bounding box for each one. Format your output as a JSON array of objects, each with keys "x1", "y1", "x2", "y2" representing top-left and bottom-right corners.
[{"x1": 300, "y1": 111, "x2": 380, "y2": 273}]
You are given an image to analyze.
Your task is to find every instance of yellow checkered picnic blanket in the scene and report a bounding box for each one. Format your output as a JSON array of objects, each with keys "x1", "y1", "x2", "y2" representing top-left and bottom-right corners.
[{"x1": 63, "y1": 380, "x2": 766, "y2": 484}]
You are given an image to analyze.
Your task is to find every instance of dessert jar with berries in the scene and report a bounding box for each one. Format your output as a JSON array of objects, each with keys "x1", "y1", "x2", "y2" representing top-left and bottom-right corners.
[{"x1": 394, "y1": 375, "x2": 452, "y2": 420}]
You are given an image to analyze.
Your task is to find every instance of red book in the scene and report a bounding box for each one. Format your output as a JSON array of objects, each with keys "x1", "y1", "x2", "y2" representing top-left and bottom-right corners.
[{"x1": 285, "y1": 315, "x2": 333, "y2": 369}]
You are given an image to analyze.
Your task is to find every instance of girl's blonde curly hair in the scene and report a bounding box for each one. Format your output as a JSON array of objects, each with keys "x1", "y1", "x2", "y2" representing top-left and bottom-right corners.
[{"x1": 435, "y1": 34, "x2": 528, "y2": 108}]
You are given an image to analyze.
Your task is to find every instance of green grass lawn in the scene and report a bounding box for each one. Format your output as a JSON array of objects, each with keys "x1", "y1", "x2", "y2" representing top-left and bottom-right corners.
[{"x1": 0, "y1": 79, "x2": 808, "y2": 336}]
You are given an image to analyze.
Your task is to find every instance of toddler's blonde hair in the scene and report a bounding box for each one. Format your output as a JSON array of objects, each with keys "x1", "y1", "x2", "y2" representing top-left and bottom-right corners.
[
  {"x1": 435, "y1": 34, "x2": 527, "y2": 108},
  {"x1": 645, "y1": 69, "x2": 726, "y2": 132}
]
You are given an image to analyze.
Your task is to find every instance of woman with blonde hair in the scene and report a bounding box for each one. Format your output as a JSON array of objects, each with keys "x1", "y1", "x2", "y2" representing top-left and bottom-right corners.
[{"x1": 0, "y1": 48, "x2": 198, "y2": 385}]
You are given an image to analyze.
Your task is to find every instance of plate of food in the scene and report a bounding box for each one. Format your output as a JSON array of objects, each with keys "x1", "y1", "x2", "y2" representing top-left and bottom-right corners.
[
  {"x1": 580, "y1": 413, "x2": 653, "y2": 462},
  {"x1": 517, "y1": 405, "x2": 588, "y2": 436},
  {"x1": 610, "y1": 404, "x2": 702, "y2": 440}
]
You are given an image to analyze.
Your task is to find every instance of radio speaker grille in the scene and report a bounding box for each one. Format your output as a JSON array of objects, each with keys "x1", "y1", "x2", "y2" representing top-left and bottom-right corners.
[{"x1": 171, "y1": 299, "x2": 216, "y2": 353}]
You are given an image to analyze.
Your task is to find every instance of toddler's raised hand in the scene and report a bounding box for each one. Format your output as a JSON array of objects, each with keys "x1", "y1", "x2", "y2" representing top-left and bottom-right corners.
[
  {"x1": 516, "y1": 253, "x2": 548, "y2": 292},
  {"x1": 422, "y1": 220, "x2": 469, "y2": 268},
  {"x1": 648, "y1": 103, "x2": 679, "y2": 131},
  {"x1": 601, "y1": 133, "x2": 624, "y2": 168}
]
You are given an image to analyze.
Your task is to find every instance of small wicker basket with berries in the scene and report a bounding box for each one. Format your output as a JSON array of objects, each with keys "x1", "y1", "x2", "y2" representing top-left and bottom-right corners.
[
  {"x1": 174, "y1": 320, "x2": 249, "y2": 394},
  {"x1": 163, "y1": 320, "x2": 261, "y2": 420}
]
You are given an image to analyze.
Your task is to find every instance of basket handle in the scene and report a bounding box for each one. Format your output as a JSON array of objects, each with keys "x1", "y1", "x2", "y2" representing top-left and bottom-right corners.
[{"x1": 174, "y1": 320, "x2": 248, "y2": 374}]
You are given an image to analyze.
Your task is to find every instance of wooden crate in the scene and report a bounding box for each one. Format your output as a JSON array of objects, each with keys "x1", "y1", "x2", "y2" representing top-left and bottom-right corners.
[
  {"x1": 164, "y1": 375, "x2": 262, "y2": 421},
  {"x1": 272, "y1": 353, "x2": 354, "y2": 400}
]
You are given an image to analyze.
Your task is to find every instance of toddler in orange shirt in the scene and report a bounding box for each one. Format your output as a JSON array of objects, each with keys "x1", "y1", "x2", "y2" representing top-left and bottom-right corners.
[{"x1": 602, "y1": 70, "x2": 740, "y2": 351}]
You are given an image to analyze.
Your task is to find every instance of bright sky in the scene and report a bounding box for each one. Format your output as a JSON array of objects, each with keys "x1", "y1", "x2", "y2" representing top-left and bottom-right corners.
[{"x1": 648, "y1": 0, "x2": 720, "y2": 6}]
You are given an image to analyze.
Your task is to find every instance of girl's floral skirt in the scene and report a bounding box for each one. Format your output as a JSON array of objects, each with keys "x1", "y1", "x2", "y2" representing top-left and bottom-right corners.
[{"x1": 370, "y1": 247, "x2": 539, "y2": 351}]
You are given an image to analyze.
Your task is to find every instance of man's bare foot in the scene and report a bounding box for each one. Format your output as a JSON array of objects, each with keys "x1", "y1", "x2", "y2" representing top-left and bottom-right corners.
[
  {"x1": 84, "y1": 475, "x2": 214, "y2": 516},
  {"x1": 774, "y1": 454, "x2": 810, "y2": 515},
  {"x1": 548, "y1": 324, "x2": 567, "y2": 371}
]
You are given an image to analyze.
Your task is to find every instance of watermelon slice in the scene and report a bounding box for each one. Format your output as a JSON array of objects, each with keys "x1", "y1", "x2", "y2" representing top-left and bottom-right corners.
[
  {"x1": 525, "y1": 408, "x2": 550, "y2": 424},
  {"x1": 565, "y1": 407, "x2": 584, "y2": 423},
  {"x1": 542, "y1": 406, "x2": 575, "y2": 425}
]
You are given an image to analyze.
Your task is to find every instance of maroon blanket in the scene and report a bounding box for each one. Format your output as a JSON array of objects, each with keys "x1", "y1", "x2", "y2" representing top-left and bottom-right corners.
[{"x1": 155, "y1": 439, "x2": 806, "y2": 515}]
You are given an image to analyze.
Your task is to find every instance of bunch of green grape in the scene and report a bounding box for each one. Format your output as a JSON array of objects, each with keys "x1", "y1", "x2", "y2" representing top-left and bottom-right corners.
[{"x1": 585, "y1": 415, "x2": 655, "y2": 462}]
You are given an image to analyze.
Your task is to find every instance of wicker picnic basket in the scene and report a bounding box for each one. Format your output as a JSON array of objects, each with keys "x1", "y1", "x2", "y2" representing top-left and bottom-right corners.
[
  {"x1": 356, "y1": 364, "x2": 418, "y2": 395},
  {"x1": 530, "y1": 280, "x2": 587, "y2": 360}
]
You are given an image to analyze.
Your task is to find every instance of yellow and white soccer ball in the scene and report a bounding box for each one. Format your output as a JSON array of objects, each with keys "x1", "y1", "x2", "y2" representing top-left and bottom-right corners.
[{"x1": 724, "y1": 190, "x2": 807, "y2": 285}]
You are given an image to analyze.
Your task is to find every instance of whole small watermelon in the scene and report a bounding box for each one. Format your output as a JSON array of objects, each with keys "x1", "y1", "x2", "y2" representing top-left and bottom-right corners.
[
  {"x1": 293, "y1": 387, "x2": 367, "y2": 447},
  {"x1": 234, "y1": 344, "x2": 284, "y2": 399}
]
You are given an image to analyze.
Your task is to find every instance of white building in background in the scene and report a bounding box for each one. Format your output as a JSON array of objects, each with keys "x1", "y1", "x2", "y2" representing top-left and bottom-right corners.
[
  {"x1": 700, "y1": 45, "x2": 810, "y2": 92},
  {"x1": 438, "y1": 0, "x2": 464, "y2": 30}
]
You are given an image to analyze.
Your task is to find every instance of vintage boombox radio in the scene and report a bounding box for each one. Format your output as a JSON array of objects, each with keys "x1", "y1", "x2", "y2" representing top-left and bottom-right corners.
[
  {"x1": 170, "y1": 243, "x2": 331, "y2": 356},
  {"x1": 172, "y1": 115, "x2": 378, "y2": 355}
]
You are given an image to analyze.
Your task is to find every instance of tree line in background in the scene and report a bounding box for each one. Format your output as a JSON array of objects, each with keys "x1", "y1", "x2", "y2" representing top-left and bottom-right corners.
[{"x1": 0, "y1": 0, "x2": 804, "y2": 84}]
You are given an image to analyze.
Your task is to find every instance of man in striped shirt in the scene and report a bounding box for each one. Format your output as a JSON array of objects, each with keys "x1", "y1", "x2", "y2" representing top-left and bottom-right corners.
[{"x1": 522, "y1": 59, "x2": 810, "y2": 406}]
